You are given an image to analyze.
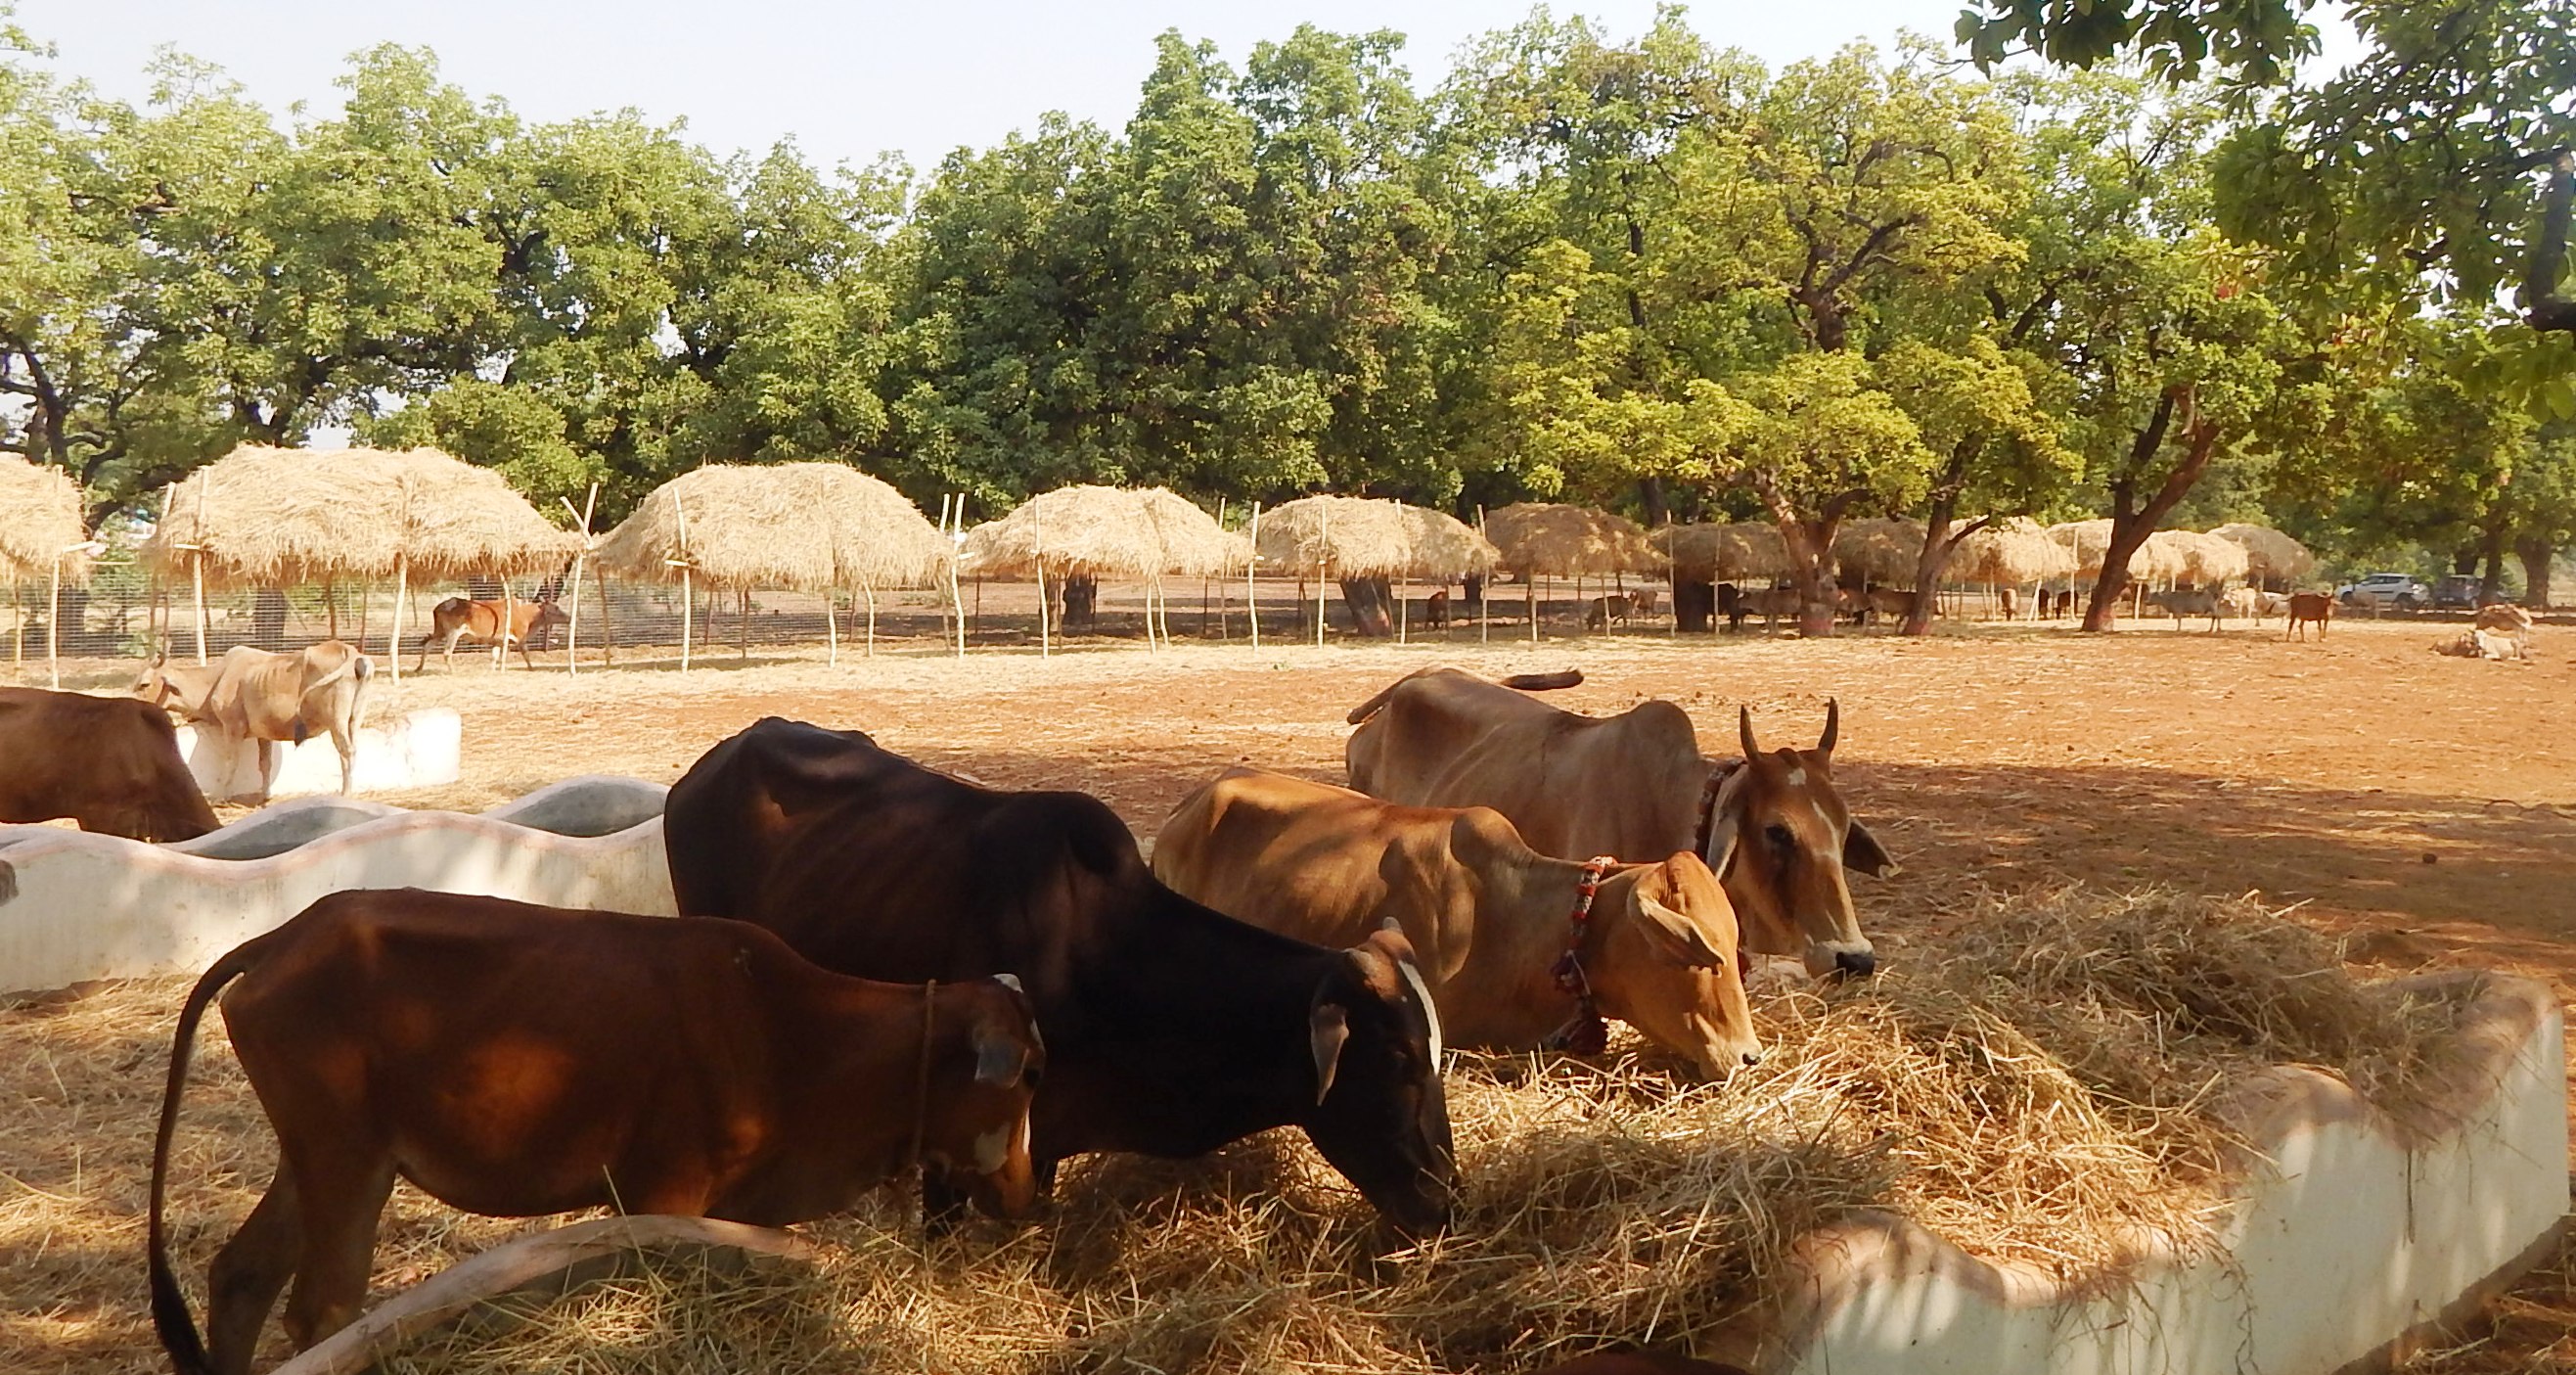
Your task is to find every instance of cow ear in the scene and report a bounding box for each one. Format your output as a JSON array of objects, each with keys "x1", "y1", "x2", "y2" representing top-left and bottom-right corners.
[
  {"x1": 1636, "y1": 894, "x2": 1729, "y2": 969},
  {"x1": 1842, "y1": 819, "x2": 1900, "y2": 879},
  {"x1": 1308, "y1": 1001, "x2": 1350, "y2": 1105},
  {"x1": 1701, "y1": 770, "x2": 1743, "y2": 878},
  {"x1": 972, "y1": 1019, "x2": 1029, "y2": 1088}
]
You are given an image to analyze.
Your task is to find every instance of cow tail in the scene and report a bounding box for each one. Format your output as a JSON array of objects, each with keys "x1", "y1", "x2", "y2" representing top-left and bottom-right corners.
[
  {"x1": 148, "y1": 940, "x2": 269, "y2": 1375},
  {"x1": 1343, "y1": 670, "x2": 1429, "y2": 725},
  {"x1": 349, "y1": 656, "x2": 373, "y2": 745}
]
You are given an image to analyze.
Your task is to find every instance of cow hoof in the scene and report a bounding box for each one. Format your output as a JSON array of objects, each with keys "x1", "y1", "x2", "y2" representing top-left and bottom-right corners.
[{"x1": 1832, "y1": 950, "x2": 1877, "y2": 979}]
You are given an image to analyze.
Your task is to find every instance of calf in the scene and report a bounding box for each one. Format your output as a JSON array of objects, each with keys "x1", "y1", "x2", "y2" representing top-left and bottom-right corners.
[
  {"x1": 2146, "y1": 587, "x2": 2224, "y2": 631},
  {"x1": 1996, "y1": 586, "x2": 2016, "y2": 620},
  {"x1": 415, "y1": 595, "x2": 570, "y2": 671},
  {"x1": 149, "y1": 889, "x2": 1043, "y2": 1375},
  {"x1": 1155, "y1": 768, "x2": 1761, "y2": 1077},
  {"x1": 0, "y1": 688, "x2": 217, "y2": 841},
  {"x1": 2285, "y1": 591, "x2": 2333, "y2": 641},
  {"x1": 133, "y1": 641, "x2": 373, "y2": 798},
  {"x1": 1424, "y1": 588, "x2": 1451, "y2": 628},
  {"x1": 1582, "y1": 594, "x2": 1634, "y2": 630}
]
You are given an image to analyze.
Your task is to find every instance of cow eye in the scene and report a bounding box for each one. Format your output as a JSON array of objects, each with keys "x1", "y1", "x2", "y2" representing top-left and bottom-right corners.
[{"x1": 1764, "y1": 822, "x2": 1795, "y2": 850}]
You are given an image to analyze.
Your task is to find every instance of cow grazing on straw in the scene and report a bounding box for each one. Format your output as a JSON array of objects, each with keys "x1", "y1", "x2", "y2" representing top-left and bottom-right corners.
[{"x1": 132, "y1": 641, "x2": 373, "y2": 799}]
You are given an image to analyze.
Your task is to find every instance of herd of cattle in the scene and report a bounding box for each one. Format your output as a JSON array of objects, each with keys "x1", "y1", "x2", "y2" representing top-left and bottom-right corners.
[{"x1": 0, "y1": 657, "x2": 1889, "y2": 1375}]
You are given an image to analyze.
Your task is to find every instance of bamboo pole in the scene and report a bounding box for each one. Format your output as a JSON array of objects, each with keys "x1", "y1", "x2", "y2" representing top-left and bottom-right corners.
[
  {"x1": 1476, "y1": 506, "x2": 1491, "y2": 647},
  {"x1": 47, "y1": 552, "x2": 62, "y2": 689},
  {"x1": 1528, "y1": 572, "x2": 1538, "y2": 644},
  {"x1": 560, "y1": 485, "x2": 597, "y2": 675},
  {"x1": 500, "y1": 575, "x2": 518, "y2": 669},
  {"x1": 191, "y1": 478, "x2": 210, "y2": 665},
  {"x1": 1398, "y1": 571, "x2": 1408, "y2": 645},
  {"x1": 863, "y1": 580, "x2": 877, "y2": 658},
  {"x1": 10, "y1": 581, "x2": 20, "y2": 668},
  {"x1": 676, "y1": 497, "x2": 694, "y2": 672},
  {"x1": 738, "y1": 586, "x2": 750, "y2": 663},
  {"x1": 1315, "y1": 561, "x2": 1328, "y2": 647},
  {"x1": 826, "y1": 586, "x2": 839, "y2": 665},
  {"x1": 326, "y1": 581, "x2": 339, "y2": 640},
  {"x1": 1035, "y1": 512, "x2": 1051, "y2": 659},
  {"x1": 1246, "y1": 503, "x2": 1261, "y2": 650},
  {"x1": 594, "y1": 562, "x2": 615, "y2": 665},
  {"x1": 388, "y1": 555, "x2": 408, "y2": 682},
  {"x1": 944, "y1": 494, "x2": 966, "y2": 659}
]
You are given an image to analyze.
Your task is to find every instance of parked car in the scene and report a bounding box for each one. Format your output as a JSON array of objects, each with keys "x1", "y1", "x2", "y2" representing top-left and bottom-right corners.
[
  {"x1": 2337, "y1": 573, "x2": 2427, "y2": 610},
  {"x1": 2432, "y1": 574, "x2": 2482, "y2": 610}
]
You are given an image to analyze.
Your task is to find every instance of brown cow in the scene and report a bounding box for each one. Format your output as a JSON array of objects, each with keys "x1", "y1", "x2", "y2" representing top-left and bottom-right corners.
[
  {"x1": 2285, "y1": 591, "x2": 2333, "y2": 641},
  {"x1": 1344, "y1": 668, "x2": 1892, "y2": 978},
  {"x1": 415, "y1": 595, "x2": 570, "y2": 671},
  {"x1": 1154, "y1": 768, "x2": 1761, "y2": 1077},
  {"x1": 132, "y1": 641, "x2": 373, "y2": 799},
  {"x1": 148, "y1": 888, "x2": 1044, "y2": 1375},
  {"x1": 0, "y1": 688, "x2": 217, "y2": 841},
  {"x1": 1424, "y1": 587, "x2": 1451, "y2": 628}
]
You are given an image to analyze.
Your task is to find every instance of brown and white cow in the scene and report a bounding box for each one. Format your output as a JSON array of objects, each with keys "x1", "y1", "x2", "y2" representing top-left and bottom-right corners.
[
  {"x1": 132, "y1": 641, "x2": 373, "y2": 798},
  {"x1": 0, "y1": 687, "x2": 218, "y2": 841},
  {"x1": 1344, "y1": 668, "x2": 1892, "y2": 979},
  {"x1": 149, "y1": 888, "x2": 1045, "y2": 1375},
  {"x1": 1153, "y1": 768, "x2": 1761, "y2": 1077},
  {"x1": 415, "y1": 595, "x2": 570, "y2": 671}
]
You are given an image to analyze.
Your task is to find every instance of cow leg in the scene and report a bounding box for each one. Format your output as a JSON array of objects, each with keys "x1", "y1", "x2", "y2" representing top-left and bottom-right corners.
[
  {"x1": 279, "y1": 1153, "x2": 395, "y2": 1352},
  {"x1": 442, "y1": 629, "x2": 464, "y2": 672},
  {"x1": 254, "y1": 739, "x2": 276, "y2": 802},
  {"x1": 515, "y1": 632, "x2": 535, "y2": 671},
  {"x1": 205, "y1": 1170, "x2": 302, "y2": 1375},
  {"x1": 334, "y1": 728, "x2": 355, "y2": 796}
]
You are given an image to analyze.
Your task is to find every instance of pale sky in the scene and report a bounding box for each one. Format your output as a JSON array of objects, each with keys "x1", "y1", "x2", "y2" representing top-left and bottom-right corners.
[{"x1": 33, "y1": 1, "x2": 1974, "y2": 171}]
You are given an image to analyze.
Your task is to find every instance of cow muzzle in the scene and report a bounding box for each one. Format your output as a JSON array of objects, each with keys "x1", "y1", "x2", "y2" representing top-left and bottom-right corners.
[{"x1": 1803, "y1": 940, "x2": 1877, "y2": 981}]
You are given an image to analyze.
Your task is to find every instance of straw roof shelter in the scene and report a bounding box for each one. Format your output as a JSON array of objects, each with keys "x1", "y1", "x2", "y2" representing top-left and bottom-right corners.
[
  {"x1": 143, "y1": 446, "x2": 573, "y2": 589},
  {"x1": 2142, "y1": 528, "x2": 2249, "y2": 586},
  {"x1": 2046, "y1": 520, "x2": 2116, "y2": 577},
  {"x1": 1134, "y1": 488, "x2": 1254, "y2": 577},
  {"x1": 1252, "y1": 495, "x2": 1410, "y2": 577},
  {"x1": 1650, "y1": 522, "x2": 1791, "y2": 583},
  {"x1": 1398, "y1": 506, "x2": 1501, "y2": 580},
  {"x1": 960, "y1": 485, "x2": 1169, "y2": 580},
  {"x1": 1483, "y1": 503, "x2": 1655, "y2": 577},
  {"x1": 1830, "y1": 518, "x2": 1927, "y2": 586},
  {"x1": 597, "y1": 463, "x2": 950, "y2": 593},
  {"x1": 1953, "y1": 518, "x2": 2075, "y2": 585},
  {"x1": 0, "y1": 456, "x2": 87, "y2": 586},
  {"x1": 2208, "y1": 523, "x2": 2315, "y2": 583}
]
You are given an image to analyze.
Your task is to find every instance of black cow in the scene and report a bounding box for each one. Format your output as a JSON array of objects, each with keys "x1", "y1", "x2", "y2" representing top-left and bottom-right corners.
[{"x1": 663, "y1": 718, "x2": 1457, "y2": 1234}]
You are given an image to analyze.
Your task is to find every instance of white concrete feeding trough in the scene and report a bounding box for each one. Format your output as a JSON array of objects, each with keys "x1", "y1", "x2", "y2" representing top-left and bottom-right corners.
[
  {"x1": 1742, "y1": 972, "x2": 2567, "y2": 1375},
  {"x1": 0, "y1": 775, "x2": 673, "y2": 993},
  {"x1": 175, "y1": 708, "x2": 463, "y2": 801}
]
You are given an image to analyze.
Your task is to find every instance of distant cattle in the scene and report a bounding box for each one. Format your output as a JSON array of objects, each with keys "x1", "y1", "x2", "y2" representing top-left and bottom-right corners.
[
  {"x1": 2285, "y1": 592, "x2": 2333, "y2": 641},
  {"x1": 415, "y1": 596, "x2": 569, "y2": 671},
  {"x1": 0, "y1": 688, "x2": 217, "y2": 842},
  {"x1": 2435, "y1": 627, "x2": 2529, "y2": 662},
  {"x1": 1154, "y1": 768, "x2": 1762, "y2": 1077},
  {"x1": 2146, "y1": 587, "x2": 2225, "y2": 631},
  {"x1": 1996, "y1": 586, "x2": 2016, "y2": 620},
  {"x1": 1344, "y1": 667, "x2": 1891, "y2": 979},
  {"x1": 1424, "y1": 588, "x2": 1451, "y2": 628},
  {"x1": 148, "y1": 889, "x2": 1044, "y2": 1375},
  {"x1": 2473, "y1": 603, "x2": 2536, "y2": 637},
  {"x1": 1861, "y1": 587, "x2": 1913, "y2": 624},
  {"x1": 1583, "y1": 590, "x2": 1655, "y2": 629},
  {"x1": 133, "y1": 641, "x2": 373, "y2": 798},
  {"x1": 664, "y1": 719, "x2": 1458, "y2": 1235},
  {"x1": 1737, "y1": 585, "x2": 1799, "y2": 631}
]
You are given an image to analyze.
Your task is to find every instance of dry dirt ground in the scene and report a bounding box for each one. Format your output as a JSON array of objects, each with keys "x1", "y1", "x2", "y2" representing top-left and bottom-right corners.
[{"x1": 6, "y1": 613, "x2": 2574, "y2": 1372}]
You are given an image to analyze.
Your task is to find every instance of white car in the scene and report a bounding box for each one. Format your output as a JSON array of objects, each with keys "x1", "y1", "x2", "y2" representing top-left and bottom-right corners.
[{"x1": 2336, "y1": 573, "x2": 2427, "y2": 609}]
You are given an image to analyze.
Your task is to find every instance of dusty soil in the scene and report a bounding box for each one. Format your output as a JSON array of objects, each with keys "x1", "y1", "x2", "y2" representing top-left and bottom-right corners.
[{"x1": 7, "y1": 614, "x2": 2573, "y2": 1372}]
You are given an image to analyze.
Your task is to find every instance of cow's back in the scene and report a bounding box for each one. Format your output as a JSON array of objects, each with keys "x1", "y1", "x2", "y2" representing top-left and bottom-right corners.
[
  {"x1": 1348, "y1": 671, "x2": 1702, "y2": 861},
  {"x1": 0, "y1": 688, "x2": 215, "y2": 839}
]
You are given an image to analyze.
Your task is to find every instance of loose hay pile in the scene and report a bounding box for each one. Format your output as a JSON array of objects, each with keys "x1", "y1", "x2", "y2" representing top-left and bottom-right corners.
[{"x1": 1, "y1": 888, "x2": 2477, "y2": 1375}]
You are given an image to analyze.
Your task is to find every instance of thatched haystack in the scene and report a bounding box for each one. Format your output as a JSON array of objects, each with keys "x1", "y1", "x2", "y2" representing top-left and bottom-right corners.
[
  {"x1": 1252, "y1": 495, "x2": 1410, "y2": 577},
  {"x1": 1484, "y1": 503, "x2": 1654, "y2": 577},
  {"x1": 1398, "y1": 506, "x2": 1501, "y2": 580},
  {"x1": 1135, "y1": 488, "x2": 1255, "y2": 577},
  {"x1": 960, "y1": 485, "x2": 1171, "y2": 580},
  {"x1": 597, "y1": 463, "x2": 950, "y2": 592},
  {"x1": 142, "y1": 446, "x2": 573, "y2": 587},
  {"x1": 1830, "y1": 518, "x2": 1926, "y2": 586},
  {"x1": 0, "y1": 455, "x2": 88, "y2": 585},
  {"x1": 1650, "y1": 523, "x2": 1791, "y2": 582},
  {"x1": 2140, "y1": 529, "x2": 2247, "y2": 587},
  {"x1": 1953, "y1": 518, "x2": 2074, "y2": 585},
  {"x1": 2208, "y1": 523, "x2": 2315, "y2": 583}
]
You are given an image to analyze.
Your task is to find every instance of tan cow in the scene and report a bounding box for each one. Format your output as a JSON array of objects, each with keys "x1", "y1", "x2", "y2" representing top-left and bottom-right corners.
[
  {"x1": 416, "y1": 595, "x2": 570, "y2": 671},
  {"x1": 1153, "y1": 768, "x2": 1761, "y2": 1077},
  {"x1": 132, "y1": 641, "x2": 373, "y2": 799},
  {"x1": 1343, "y1": 667, "x2": 1892, "y2": 978}
]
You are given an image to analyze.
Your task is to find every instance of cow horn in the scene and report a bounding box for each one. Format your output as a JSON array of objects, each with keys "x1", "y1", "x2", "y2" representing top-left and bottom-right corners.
[
  {"x1": 1819, "y1": 697, "x2": 1838, "y2": 755},
  {"x1": 1308, "y1": 1002, "x2": 1350, "y2": 1105},
  {"x1": 992, "y1": 973, "x2": 1023, "y2": 994},
  {"x1": 1739, "y1": 706, "x2": 1760, "y2": 762}
]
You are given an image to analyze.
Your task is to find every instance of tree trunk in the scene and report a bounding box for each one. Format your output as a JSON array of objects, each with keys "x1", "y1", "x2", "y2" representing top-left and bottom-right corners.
[
  {"x1": 1672, "y1": 577, "x2": 1714, "y2": 632},
  {"x1": 1779, "y1": 518, "x2": 1840, "y2": 637},
  {"x1": 1336, "y1": 576, "x2": 1396, "y2": 637},
  {"x1": 2516, "y1": 535, "x2": 2555, "y2": 609},
  {"x1": 2083, "y1": 391, "x2": 2221, "y2": 632},
  {"x1": 2477, "y1": 524, "x2": 2509, "y2": 602},
  {"x1": 1905, "y1": 501, "x2": 1986, "y2": 638}
]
